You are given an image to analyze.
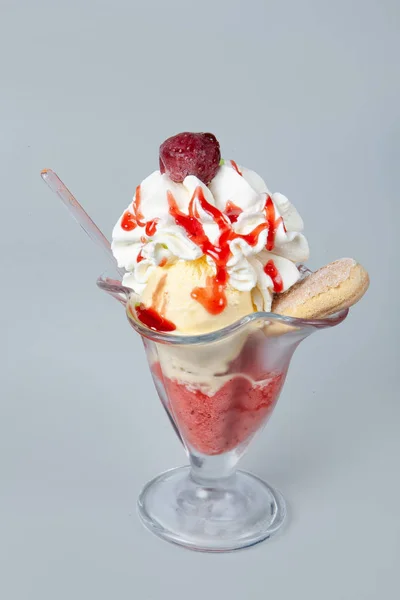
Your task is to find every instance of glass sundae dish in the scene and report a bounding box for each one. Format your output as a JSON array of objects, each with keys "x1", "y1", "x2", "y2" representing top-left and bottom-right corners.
[
  {"x1": 43, "y1": 132, "x2": 369, "y2": 552},
  {"x1": 99, "y1": 272, "x2": 350, "y2": 551}
]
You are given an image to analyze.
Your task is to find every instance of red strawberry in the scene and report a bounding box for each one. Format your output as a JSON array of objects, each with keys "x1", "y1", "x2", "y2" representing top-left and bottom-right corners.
[{"x1": 159, "y1": 132, "x2": 221, "y2": 185}]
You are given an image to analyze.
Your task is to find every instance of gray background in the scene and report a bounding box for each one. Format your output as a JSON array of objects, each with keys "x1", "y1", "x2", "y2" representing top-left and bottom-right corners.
[{"x1": 1, "y1": 0, "x2": 399, "y2": 598}]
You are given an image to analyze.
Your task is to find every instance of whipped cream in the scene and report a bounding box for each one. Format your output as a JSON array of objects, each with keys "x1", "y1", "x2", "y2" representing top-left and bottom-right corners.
[{"x1": 112, "y1": 160, "x2": 309, "y2": 311}]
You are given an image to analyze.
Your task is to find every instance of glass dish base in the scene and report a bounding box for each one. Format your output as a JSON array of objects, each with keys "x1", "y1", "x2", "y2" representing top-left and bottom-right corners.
[{"x1": 137, "y1": 466, "x2": 286, "y2": 552}]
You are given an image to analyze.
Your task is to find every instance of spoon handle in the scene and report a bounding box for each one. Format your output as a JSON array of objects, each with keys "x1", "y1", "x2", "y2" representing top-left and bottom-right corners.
[{"x1": 41, "y1": 169, "x2": 124, "y2": 277}]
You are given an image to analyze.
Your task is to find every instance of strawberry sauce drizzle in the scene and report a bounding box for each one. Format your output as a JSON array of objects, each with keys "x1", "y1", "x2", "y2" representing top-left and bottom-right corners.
[
  {"x1": 225, "y1": 200, "x2": 243, "y2": 223},
  {"x1": 135, "y1": 305, "x2": 176, "y2": 332},
  {"x1": 133, "y1": 185, "x2": 145, "y2": 227},
  {"x1": 145, "y1": 218, "x2": 158, "y2": 237},
  {"x1": 230, "y1": 160, "x2": 242, "y2": 176},
  {"x1": 167, "y1": 187, "x2": 285, "y2": 315},
  {"x1": 128, "y1": 273, "x2": 176, "y2": 332},
  {"x1": 120, "y1": 185, "x2": 147, "y2": 232},
  {"x1": 121, "y1": 211, "x2": 136, "y2": 231},
  {"x1": 167, "y1": 189, "x2": 231, "y2": 314},
  {"x1": 191, "y1": 269, "x2": 229, "y2": 315},
  {"x1": 265, "y1": 196, "x2": 283, "y2": 251},
  {"x1": 264, "y1": 260, "x2": 283, "y2": 293}
]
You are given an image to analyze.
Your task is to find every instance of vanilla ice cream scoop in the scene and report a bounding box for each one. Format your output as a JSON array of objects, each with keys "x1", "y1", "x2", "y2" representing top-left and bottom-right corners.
[{"x1": 140, "y1": 258, "x2": 254, "y2": 335}]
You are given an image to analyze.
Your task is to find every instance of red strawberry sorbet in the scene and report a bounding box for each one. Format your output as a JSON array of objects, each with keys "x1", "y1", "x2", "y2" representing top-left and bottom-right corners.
[{"x1": 157, "y1": 368, "x2": 284, "y2": 455}]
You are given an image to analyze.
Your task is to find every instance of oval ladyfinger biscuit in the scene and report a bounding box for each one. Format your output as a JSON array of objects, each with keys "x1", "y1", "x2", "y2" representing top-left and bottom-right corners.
[{"x1": 271, "y1": 258, "x2": 369, "y2": 319}]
